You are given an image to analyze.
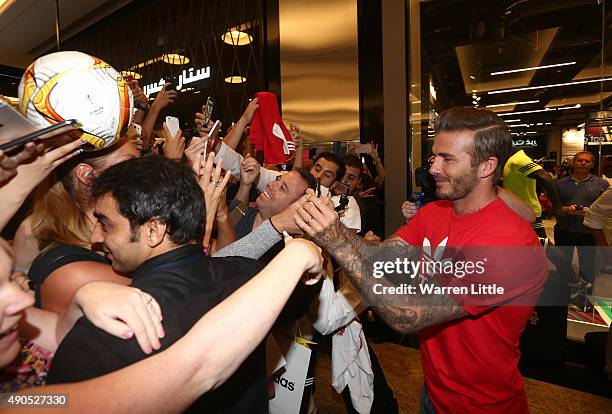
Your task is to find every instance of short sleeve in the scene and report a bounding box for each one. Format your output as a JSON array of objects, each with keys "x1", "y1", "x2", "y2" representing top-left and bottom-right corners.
[{"x1": 584, "y1": 188, "x2": 612, "y2": 230}]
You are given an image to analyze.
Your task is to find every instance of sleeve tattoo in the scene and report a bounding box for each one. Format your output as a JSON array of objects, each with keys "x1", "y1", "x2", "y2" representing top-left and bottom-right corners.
[{"x1": 320, "y1": 225, "x2": 467, "y2": 333}]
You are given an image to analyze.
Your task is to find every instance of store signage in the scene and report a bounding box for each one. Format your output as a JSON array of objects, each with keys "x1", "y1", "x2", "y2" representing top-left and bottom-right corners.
[
  {"x1": 143, "y1": 66, "x2": 211, "y2": 97},
  {"x1": 512, "y1": 139, "x2": 538, "y2": 147}
]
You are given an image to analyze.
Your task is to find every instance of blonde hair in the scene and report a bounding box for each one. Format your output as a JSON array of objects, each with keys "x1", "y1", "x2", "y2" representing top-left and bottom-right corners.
[{"x1": 31, "y1": 134, "x2": 137, "y2": 250}]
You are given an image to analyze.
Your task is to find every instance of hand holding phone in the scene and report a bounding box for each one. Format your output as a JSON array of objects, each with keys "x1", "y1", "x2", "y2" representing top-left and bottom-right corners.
[
  {"x1": 165, "y1": 116, "x2": 180, "y2": 138},
  {"x1": 207, "y1": 119, "x2": 221, "y2": 139},
  {"x1": 202, "y1": 97, "x2": 214, "y2": 125}
]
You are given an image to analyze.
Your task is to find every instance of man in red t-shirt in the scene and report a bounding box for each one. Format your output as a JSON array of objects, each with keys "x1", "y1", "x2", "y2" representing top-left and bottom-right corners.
[{"x1": 294, "y1": 107, "x2": 548, "y2": 413}]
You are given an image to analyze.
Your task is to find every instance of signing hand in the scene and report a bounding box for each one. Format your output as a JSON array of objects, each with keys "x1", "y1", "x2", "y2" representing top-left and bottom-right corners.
[
  {"x1": 294, "y1": 190, "x2": 343, "y2": 250},
  {"x1": 75, "y1": 282, "x2": 164, "y2": 354}
]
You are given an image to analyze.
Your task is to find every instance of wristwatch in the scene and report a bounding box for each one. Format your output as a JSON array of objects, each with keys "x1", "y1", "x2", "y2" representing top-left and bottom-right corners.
[{"x1": 135, "y1": 102, "x2": 150, "y2": 111}]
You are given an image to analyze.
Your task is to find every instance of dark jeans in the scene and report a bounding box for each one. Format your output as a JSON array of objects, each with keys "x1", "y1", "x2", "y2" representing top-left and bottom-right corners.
[
  {"x1": 419, "y1": 387, "x2": 437, "y2": 414},
  {"x1": 553, "y1": 227, "x2": 597, "y2": 286}
]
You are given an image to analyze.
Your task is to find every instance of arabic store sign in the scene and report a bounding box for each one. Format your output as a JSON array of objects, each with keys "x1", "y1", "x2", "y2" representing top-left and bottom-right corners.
[
  {"x1": 512, "y1": 138, "x2": 538, "y2": 147},
  {"x1": 143, "y1": 66, "x2": 211, "y2": 97}
]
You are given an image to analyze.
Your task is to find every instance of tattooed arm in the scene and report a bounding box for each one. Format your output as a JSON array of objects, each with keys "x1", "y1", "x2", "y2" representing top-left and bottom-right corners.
[{"x1": 295, "y1": 195, "x2": 467, "y2": 333}]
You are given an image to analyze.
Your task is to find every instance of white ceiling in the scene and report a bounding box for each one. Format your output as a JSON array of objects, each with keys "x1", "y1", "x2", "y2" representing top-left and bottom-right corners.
[{"x1": 0, "y1": 0, "x2": 132, "y2": 68}]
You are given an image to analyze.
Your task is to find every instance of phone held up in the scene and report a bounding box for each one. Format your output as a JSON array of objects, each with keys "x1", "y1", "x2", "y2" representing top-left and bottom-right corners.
[{"x1": 202, "y1": 97, "x2": 214, "y2": 126}]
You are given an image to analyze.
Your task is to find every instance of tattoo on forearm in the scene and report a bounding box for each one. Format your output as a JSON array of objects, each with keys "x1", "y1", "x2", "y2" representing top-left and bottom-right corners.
[{"x1": 320, "y1": 226, "x2": 466, "y2": 333}]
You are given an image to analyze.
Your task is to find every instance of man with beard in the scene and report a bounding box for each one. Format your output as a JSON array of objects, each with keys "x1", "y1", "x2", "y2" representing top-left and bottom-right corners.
[{"x1": 293, "y1": 107, "x2": 548, "y2": 414}]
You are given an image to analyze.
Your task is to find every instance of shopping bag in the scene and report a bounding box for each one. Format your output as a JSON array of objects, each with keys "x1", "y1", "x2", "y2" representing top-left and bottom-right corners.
[{"x1": 268, "y1": 333, "x2": 313, "y2": 414}]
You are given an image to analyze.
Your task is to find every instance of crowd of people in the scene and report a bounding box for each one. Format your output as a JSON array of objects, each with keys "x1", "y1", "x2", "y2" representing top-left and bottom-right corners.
[{"x1": 0, "y1": 50, "x2": 609, "y2": 414}]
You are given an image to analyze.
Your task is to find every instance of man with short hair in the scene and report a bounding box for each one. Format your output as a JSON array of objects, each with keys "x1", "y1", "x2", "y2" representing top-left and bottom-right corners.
[
  {"x1": 232, "y1": 161, "x2": 316, "y2": 239},
  {"x1": 294, "y1": 107, "x2": 548, "y2": 414},
  {"x1": 47, "y1": 156, "x2": 268, "y2": 413},
  {"x1": 555, "y1": 151, "x2": 609, "y2": 290}
]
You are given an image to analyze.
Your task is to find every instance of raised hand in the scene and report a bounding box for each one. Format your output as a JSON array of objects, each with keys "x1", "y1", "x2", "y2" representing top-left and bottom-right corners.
[
  {"x1": 185, "y1": 135, "x2": 208, "y2": 172},
  {"x1": 240, "y1": 97, "x2": 259, "y2": 125},
  {"x1": 401, "y1": 200, "x2": 419, "y2": 221},
  {"x1": 127, "y1": 80, "x2": 149, "y2": 107},
  {"x1": 152, "y1": 84, "x2": 177, "y2": 111},
  {"x1": 0, "y1": 143, "x2": 43, "y2": 185},
  {"x1": 368, "y1": 141, "x2": 380, "y2": 163},
  {"x1": 160, "y1": 122, "x2": 186, "y2": 160},
  {"x1": 240, "y1": 153, "x2": 260, "y2": 187},
  {"x1": 74, "y1": 282, "x2": 164, "y2": 354},
  {"x1": 195, "y1": 152, "x2": 231, "y2": 246}
]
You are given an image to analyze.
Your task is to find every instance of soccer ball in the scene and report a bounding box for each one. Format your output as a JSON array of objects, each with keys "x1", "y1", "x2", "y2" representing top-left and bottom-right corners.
[{"x1": 18, "y1": 51, "x2": 133, "y2": 150}]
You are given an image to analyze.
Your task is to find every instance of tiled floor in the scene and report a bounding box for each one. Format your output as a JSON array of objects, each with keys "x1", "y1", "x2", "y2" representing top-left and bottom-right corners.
[{"x1": 313, "y1": 342, "x2": 612, "y2": 413}]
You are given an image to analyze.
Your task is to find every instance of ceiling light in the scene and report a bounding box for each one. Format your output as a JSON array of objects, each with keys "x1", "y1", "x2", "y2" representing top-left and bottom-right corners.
[
  {"x1": 120, "y1": 71, "x2": 142, "y2": 80},
  {"x1": 488, "y1": 77, "x2": 612, "y2": 95},
  {"x1": 221, "y1": 30, "x2": 253, "y2": 46},
  {"x1": 504, "y1": 119, "x2": 521, "y2": 123},
  {"x1": 498, "y1": 104, "x2": 580, "y2": 116},
  {"x1": 486, "y1": 100, "x2": 539, "y2": 108},
  {"x1": 224, "y1": 76, "x2": 247, "y2": 84},
  {"x1": 490, "y1": 61, "x2": 576, "y2": 76},
  {"x1": 469, "y1": 75, "x2": 476, "y2": 80},
  {"x1": 0, "y1": 0, "x2": 16, "y2": 16},
  {"x1": 509, "y1": 124, "x2": 530, "y2": 128},
  {"x1": 499, "y1": 108, "x2": 554, "y2": 116},
  {"x1": 162, "y1": 54, "x2": 190, "y2": 65}
]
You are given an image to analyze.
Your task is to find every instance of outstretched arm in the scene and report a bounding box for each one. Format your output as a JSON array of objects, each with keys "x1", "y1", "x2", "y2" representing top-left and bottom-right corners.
[
  {"x1": 295, "y1": 194, "x2": 466, "y2": 334},
  {"x1": 17, "y1": 238, "x2": 323, "y2": 414}
]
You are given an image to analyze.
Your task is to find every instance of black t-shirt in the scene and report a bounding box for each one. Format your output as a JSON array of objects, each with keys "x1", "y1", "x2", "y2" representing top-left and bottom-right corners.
[
  {"x1": 47, "y1": 244, "x2": 268, "y2": 413},
  {"x1": 28, "y1": 243, "x2": 109, "y2": 307}
]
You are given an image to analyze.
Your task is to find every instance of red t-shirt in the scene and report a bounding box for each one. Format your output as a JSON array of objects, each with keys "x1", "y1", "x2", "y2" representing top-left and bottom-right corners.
[{"x1": 395, "y1": 198, "x2": 548, "y2": 414}]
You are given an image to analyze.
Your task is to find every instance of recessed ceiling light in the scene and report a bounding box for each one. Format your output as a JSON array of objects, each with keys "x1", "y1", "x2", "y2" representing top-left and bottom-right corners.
[
  {"x1": 221, "y1": 30, "x2": 253, "y2": 46},
  {"x1": 485, "y1": 100, "x2": 539, "y2": 108},
  {"x1": 0, "y1": 0, "x2": 16, "y2": 16},
  {"x1": 498, "y1": 104, "x2": 580, "y2": 116},
  {"x1": 490, "y1": 61, "x2": 576, "y2": 76},
  {"x1": 162, "y1": 53, "x2": 190, "y2": 65},
  {"x1": 120, "y1": 71, "x2": 142, "y2": 80},
  {"x1": 488, "y1": 78, "x2": 612, "y2": 95},
  {"x1": 224, "y1": 76, "x2": 247, "y2": 84}
]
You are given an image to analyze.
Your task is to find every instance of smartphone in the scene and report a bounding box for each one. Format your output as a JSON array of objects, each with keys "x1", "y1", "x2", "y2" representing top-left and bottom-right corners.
[
  {"x1": 164, "y1": 75, "x2": 178, "y2": 91},
  {"x1": 208, "y1": 119, "x2": 221, "y2": 138},
  {"x1": 202, "y1": 97, "x2": 214, "y2": 125},
  {"x1": 356, "y1": 143, "x2": 373, "y2": 154},
  {"x1": 165, "y1": 116, "x2": 180, "y2": 137},
  {"x1": 0, "y1": 103, "x2": 81, "y2": 152},
  {"x1": 408, "y1": 192, "x2": 425, "y2": 208}
]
